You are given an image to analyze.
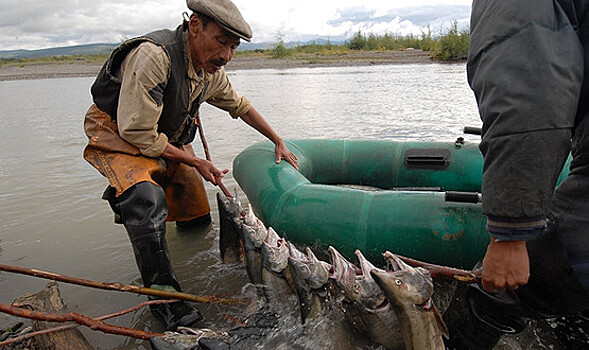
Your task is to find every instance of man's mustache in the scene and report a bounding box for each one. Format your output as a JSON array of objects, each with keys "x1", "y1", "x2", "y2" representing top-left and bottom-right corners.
[{"x1": 210, "y1": 59, "x2": 226, "y2": 67}]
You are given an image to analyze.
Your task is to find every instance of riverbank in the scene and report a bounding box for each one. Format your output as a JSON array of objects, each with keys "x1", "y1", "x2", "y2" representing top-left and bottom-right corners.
[{"x1": 0, "y1": 49, "x2": 436, "y2": 81}]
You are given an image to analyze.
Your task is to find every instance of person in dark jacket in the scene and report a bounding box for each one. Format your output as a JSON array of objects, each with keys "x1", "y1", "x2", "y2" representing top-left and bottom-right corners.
[
  {"x1": 83, "y1": 0, "x2": 299, "y2": 330},
  {"x1": 443, "y1": 1, "x2": 589, "y2": 349}
]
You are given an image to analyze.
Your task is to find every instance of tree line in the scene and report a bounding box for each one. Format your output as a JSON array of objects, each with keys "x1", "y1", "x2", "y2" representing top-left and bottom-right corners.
[{"x1": 270, "y1": 20, "x2": 469, "y2": 61}]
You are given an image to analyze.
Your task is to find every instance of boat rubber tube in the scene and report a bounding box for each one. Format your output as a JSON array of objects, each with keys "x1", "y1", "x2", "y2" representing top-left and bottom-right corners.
[{"x1": 233, "y1": 139, "x2": 570, "y2": 269}]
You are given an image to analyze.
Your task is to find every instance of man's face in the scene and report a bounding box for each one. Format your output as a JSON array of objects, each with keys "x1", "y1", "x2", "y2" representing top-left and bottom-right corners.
[{"x1": 189, "y1": 16, "x2": 241, "y2": 74}]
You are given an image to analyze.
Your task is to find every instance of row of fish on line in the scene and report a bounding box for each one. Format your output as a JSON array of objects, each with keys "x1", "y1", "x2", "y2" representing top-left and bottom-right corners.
[{"x1": 151, "y1": 193, "x2": 450, "y2": 350}]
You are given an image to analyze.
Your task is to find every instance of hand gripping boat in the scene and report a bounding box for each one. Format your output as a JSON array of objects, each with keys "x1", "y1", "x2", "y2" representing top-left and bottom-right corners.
[{"x1": 233, "y1": 139, "x2": 570, "y2": 269}]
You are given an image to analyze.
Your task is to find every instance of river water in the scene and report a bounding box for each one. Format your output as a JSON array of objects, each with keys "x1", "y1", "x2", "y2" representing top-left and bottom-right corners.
[{"x1": 0, "y1": 63, "x2": 484, "y2": 348}]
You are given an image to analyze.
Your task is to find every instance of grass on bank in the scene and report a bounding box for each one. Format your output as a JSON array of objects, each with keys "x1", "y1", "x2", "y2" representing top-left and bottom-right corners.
[{"x1": 0, "y1": 21, "x2": 469, "y2": 67}]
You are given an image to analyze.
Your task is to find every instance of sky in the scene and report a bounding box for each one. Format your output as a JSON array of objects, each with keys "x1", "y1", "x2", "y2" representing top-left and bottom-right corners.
[{"x1": 0, "y1": 0, "x2": 472, "y2": 51}]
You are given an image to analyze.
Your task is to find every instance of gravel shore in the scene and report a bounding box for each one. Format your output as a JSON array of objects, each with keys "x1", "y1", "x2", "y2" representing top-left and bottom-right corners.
[{"x1": 0, "y1": 50, "x2": 435, "y2": 82}]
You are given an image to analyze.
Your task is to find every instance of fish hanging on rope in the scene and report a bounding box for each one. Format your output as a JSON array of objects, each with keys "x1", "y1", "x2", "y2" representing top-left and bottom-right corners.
[{"x1": 370, "y1": 251, "x2": 448, "y2": 350}]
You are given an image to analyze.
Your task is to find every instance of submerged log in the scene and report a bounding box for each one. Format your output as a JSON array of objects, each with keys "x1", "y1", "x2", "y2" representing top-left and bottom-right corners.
[{"x1": 12, "y1": 281, "x2": 94, "y2": 350}]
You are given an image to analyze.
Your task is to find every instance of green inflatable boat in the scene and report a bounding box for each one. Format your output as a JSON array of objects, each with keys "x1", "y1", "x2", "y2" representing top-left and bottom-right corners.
[{"x1": 233, "y1": 139, "x2": 569, "y2": 269}]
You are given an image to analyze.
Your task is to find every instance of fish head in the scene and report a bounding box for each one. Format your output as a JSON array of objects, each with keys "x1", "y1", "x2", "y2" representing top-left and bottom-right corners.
[
  {"x1": 289, "y1": 248, "x2": 331, "y2": 290},
  {"x1": 243, "y1": 204, "x2": 267, "y2": 233},
  {"x1": 264, "y1": 226, "x2": 279, "y2": 246},
  {"x1": 244, "y1": 203, "x2": 260, "y2": 226},
  {"x1": 288, "y1": 242, "x2": 307, "y2": 261},
  {"x1": 286, "y1": 244, "x2": 311, "y2": 287},
  {"x1": 304, "y1": 248, "x2": 331, "y2": 289},
  {"x1": 288, "y1": 254, "x2": 313, "y2": 282},
  {"x1": 216, "y1": 192, "x2": 244, "y2": 221},
  {"x1": 329, "y1": 246, "x2": 372, "y2": 304},
  {"x1": 241, "y1": 205, "x2": 268, "y2": 249},
  {"x1": 216, "y1": 192, "x2": 245, "y2": 263},
  {"x1": 217, "y1": 192, "x2": 244, "y2": 217},
  {"x1": 370, "y1": 251, "x2": 434, "y2": 310},
  {"x1": 242, "y1": 224, "x2": 265, "y2": 250},
  {"x1": 261, "y1": 227, "x2": 289, "y2": 273},
  {"x1": 328, "y1": 246, "x2": 358, "y2": 293},
  {"x1": 353, "y1": 249, "x2": 388, "y2": 311}
]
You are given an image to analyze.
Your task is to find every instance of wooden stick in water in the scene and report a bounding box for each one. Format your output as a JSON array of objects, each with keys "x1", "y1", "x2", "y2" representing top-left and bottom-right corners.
[
  {"x1": 0, "y1": 299, "x2": 174, "y2": 346},
  {"x1": 0, "y1": 303, "x2": 162, "y2": 340},
  {"x1": 0, "y1": 263, "x2": 246, "y2": 304}
]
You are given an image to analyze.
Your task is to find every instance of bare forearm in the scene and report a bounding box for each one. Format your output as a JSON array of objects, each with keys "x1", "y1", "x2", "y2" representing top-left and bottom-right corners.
[
  {"x1": 161, "y1": 143, "x2": 199, "y2": 167},
  {"x1": 239, "y1": 106, "x2": 299, "y2": 170},
  {"x1": 239, "y1": 106, "x2": 283, "y2": 145}
]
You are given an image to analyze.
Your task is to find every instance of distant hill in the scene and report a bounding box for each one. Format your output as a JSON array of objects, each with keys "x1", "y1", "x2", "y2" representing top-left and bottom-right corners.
[
  {"x1": 0, "y1": 38, "x2": 346, "y2": 60},
  {"x1": 239, "y1": 38, "x2": 345, "y2": 51},
  {"x1": 0, "y1": 43, "x2": 118, "y2": 59}
]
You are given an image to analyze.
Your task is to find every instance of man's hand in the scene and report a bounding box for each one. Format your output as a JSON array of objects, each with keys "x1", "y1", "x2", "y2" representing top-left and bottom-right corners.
[
  {"x1": 275, "y1": 142, "x2": 299, "y2": 170},
  {"x1": 161, "y1": 143, "x2": 228, "y2": 185},
  {"x1": 192, "y1": 158, "x2": 229, "y2": 185},
  {"x1": 481, "y1": 237, "x2": 529, "y2": 292}
]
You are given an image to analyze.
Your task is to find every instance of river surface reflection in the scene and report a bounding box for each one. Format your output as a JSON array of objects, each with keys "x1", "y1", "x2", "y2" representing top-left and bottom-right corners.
[{"x1": 0, "y1": 63, "x2": 483, "y2": 349}]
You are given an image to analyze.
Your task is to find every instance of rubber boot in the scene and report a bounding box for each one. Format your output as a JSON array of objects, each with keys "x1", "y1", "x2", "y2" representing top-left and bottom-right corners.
[
  {"x1": 108, "y1": 182, "x2": 203, "y2": 330},
  {"x1": 444, "y1": 282, "x2": 525, "y2": 350}
]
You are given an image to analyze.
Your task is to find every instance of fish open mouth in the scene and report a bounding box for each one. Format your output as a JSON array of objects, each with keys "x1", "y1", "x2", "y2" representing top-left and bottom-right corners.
[
  {"x1": 416, "y1": 297, "x2": 433, "y2": 312},
  {"x1": 328, "y1": 246, "x2": 358, "y2": 280},
  {"x1": 383, "y1": 250, "x2": 411, "y2": 273},
  {"x1": 364, "y1": 297, "x2": 390, "y2": 313}
]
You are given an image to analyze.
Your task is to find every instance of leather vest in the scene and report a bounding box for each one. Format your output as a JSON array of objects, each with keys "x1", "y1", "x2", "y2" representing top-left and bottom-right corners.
[{"x1": 90, "y1": 22, "x2": 208, "y2": 145}]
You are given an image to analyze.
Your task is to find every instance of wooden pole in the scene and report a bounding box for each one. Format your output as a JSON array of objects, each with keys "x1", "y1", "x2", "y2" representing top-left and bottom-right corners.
[
  {"x1": 194, "y1": 112, "x2": 233, "y2": 198},
  {"x1": 1, "y1": 299, "x2": 175, "y2": 347},
  {"x1": 0, "y1": 263, "x2": 246, "y2": 304},
  {"x1": 394, "y1": 255, "x2": 482, "y2": 284},
  {"x1": 0, "y1": 303, "x2": 162, "y2": 340}
]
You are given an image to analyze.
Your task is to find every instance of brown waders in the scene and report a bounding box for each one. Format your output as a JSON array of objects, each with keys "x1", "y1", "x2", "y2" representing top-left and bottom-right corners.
[{"x1": 83, "y1": 105, "x2": 209, "y2": 329}]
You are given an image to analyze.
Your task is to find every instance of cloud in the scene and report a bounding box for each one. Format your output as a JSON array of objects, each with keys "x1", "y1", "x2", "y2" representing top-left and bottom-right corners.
[
  {"x1": 1, "y1": 0, "x2": 185, "y2": 50},
  {"x1": 233, "y1": 1, "x2": 470, "y2": 43},
  {"x1": 329, "y1": 5, "x2": 470, "y2": 35},
  {"x1": 0, "y1": 0, "x2": 471, "y2": 51}
]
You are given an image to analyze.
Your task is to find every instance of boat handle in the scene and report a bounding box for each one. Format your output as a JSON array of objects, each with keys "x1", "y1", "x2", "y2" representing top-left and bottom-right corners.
[
  {"x1": 404, "y1": 148, "x2": 451, "y2": 170},
  {"x1": 463, "y1": 126, "x2": 482, "y2": 135},
  {"x1": 445, "y1": 191, "x2": 482, "y2": 203}
]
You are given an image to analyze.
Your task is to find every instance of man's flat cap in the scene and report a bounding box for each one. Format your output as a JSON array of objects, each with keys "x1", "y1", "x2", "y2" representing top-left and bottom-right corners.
[{"x1": 187, "y1": 0, "x2": 252, "y2": 42}]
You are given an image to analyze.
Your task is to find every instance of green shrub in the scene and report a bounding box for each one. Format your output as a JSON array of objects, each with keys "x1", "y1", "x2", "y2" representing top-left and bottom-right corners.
[
  {"x1": 430, "y1": 20, "x2": 470, "y2": 61},
  {"x1": 272, "y1": 40, "x2": 293, "y2": 59},
  {"x1": 345, "y1": 22, "x2": 469, "y2": 61},
  {"x1": 348, "y1": 31, "x2": 367, "y2": 50}
]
